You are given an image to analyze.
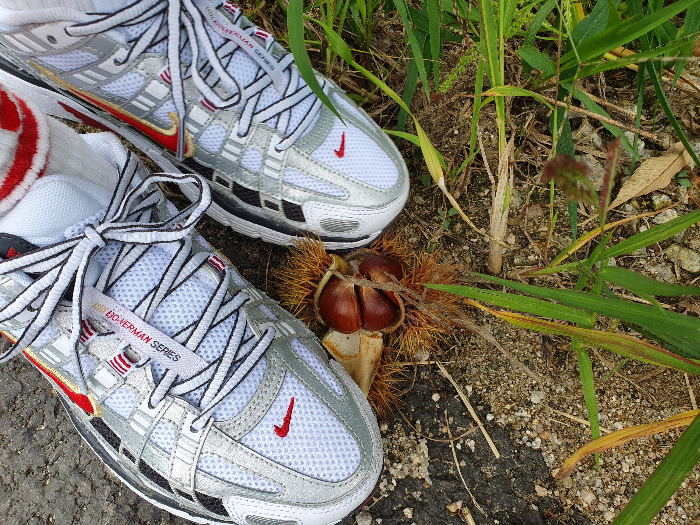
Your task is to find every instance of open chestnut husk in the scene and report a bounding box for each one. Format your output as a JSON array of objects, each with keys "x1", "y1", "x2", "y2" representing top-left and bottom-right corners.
[
  {"x1": 275, "y1": 234, "x2": 466, "y2": 410},
  {"x1": 313, "y1": 251, "x2": 406, "y2": 396},
  {"x1": 314, "y1": 251, "x2": 405, "y2": 335}
]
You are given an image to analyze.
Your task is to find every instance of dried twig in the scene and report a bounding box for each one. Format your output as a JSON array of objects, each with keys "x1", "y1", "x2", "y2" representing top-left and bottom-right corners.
[
  {"x1": 486, "y1": 133, "x2": 516, "y2": 274},
  {"x1": 547, "y1": 406, "x2": 613, "y2": 434},
  {"x1": 445, "y1": 410, "x2": 483, "y2": 523},
  {"x1": 397, "y1": 408, "x2": 479, "y2": 443},
  {"x1": 537, "y1": 94, "x2": 659, "y2": 141},
  {"x1": 435, "y1": 361, "x2": 501, "y2": 459},
  {"x1": 685, "y1": 373, "x2": 698, "y2": 411}
]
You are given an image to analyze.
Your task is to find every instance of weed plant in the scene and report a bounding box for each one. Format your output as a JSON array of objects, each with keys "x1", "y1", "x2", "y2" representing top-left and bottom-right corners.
[{"x1": 281, "y1": 0, "x2": 700, "y2": 522}]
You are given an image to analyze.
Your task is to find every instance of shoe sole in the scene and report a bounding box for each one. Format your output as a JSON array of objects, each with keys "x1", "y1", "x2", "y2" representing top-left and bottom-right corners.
[{"x1": 0, "y1": 56, "x2": 395, "y2": 251}]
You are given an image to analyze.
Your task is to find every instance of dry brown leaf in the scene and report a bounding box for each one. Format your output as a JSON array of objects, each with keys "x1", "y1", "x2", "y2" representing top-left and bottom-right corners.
[
  {"x1": 609, "y1": 142, "x2": 691, "y2": 209},
  {"x1": 555, "y1": 409, "x2": 699, "y2": 479}
]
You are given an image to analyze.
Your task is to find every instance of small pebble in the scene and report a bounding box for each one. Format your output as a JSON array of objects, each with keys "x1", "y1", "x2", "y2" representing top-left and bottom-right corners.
[
  {"x1": 580, "y1": 487, "x2": 596, "y2": 505},
  {"x1": 447, "y1": 501, "x2": 463, "y2": 513},
  {"x1": 666, "y1": 245, "x2": 700, "y2": 273},
  {"x1": 403, "y1": 507, "x2": 413, "y2": 519},
  {"x1": 535, "y1": 485, "x2": 548, "y2": 497},
  {"x1": 530, "y1": 390, "x2": 545, "y2": 404},
  {"x1": 653, "y1": 209, "x2": 678, "y2": 224},
  {"x1": 356, "y1": 510, "x2": 372, "y2": 525},
  {"x1": 431, "y1": 393, "x2": 440, "y2": 403},
  {"x1": 652, "y1": 194, "x2": 672, "y2": 210}
]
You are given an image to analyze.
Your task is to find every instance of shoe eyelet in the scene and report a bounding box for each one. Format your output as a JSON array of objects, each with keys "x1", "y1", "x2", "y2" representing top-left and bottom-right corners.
[{"x1": 46, "y1": 35, "x2": 57, "y2": 44}]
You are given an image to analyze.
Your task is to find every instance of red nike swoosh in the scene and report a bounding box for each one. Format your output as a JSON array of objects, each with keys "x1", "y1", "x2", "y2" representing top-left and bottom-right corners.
[
  {"x1": 1, "y1": 331, "x2": 101, "y2": 416},
  {"x1": 274, "y1": 397, "x2": 295, "y2": 438},
  {"x1": 32, "y1": 62, "x2": 194, "y2": 157},
  {"x1": 334, "y1": 132, "x2": 345, "y2": 158},
  {"x1": 24, "y1": 350, "x2": 100, "y2": 415}
]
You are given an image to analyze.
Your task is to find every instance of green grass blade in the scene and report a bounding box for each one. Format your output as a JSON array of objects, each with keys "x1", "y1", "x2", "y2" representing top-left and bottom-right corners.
[
  {"x1": 599, "y1": 267, "x2": 700, "y2": 298},
  {"x1": 576, "y1": 343, "x2": 601, "y2": 466},
  {"x1": 394, "y1": 0, "x2": 432, "y2": 100},
  {"x1": 522, "y1": 0, "x2": 557, "y2": 76},
  {"x1": 470, "y1": 307, "x2": 700, "y2": 375},
  {"x1": 478, "y1": 0, "x2": 505, "y2": 150},
  {"x1": 384, "y1": 129, "x2": 447, "y2": 169},
  {"x1": 428, "y1": 0, "x2": 441, "y2": 87},
  {"x1": 570, "y1": 0, "x2": 620, "y2": 45},
  {"x1": 397, "y1": 32, "x2": 427, "y2": 134},
  {"x1": 559, "y1": 0, "x2": 697, "y2": 69},
  {"x1": 643, "y1": 56, "x2": 700, "y2": 172},
  {"x1": 483, "y1": 85, "x2": 553, "y2": 109},
  {"x1": 468, "y1": 273, "x2": 700, "y2": 357},
  {"x1": 287, "y1": 0, "x2": 342, "y2": 121},
  {"x1": 573, "y1": 88, "x2": 637, "y2": 159},
  {"x1": 517, "y1": 45, "x2": 557, "y2": 75},
  {"x1": 584, "y1": 41, "x2": 689, "y2": 77},
  {"x1": 423, "y1": 284, "x2": 595, "y2": 325},
  {"x1": 602, "y1": 209, "x2": 700, "y2": 259},
  {"x1": 612, "y1": 413, "x2": 700, "y2": 525},
  {"x1": 469, "y1": 58, "x2": 484, "y2": 163}
]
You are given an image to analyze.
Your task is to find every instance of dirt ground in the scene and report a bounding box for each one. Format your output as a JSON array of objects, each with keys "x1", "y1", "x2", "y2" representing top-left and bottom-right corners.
[{"x1": 1, "y1": 4, "x2": 699, "y2": 524}]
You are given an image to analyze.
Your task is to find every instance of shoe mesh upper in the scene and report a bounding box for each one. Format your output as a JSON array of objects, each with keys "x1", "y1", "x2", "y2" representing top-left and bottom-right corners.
[
  {"x1": 100, "y1": 71, "x2": 146, "y2": 100},
  {"x1": 290, "y1": 338, "x2": 342, "y2": 396},
  {"x1": 104, "y1": 387, "x2": 138, "y2": 418},
  {"x1": 310, "y1": 118, "x2": 398, "y2": 190},
  {"x1": 282, "y1": 169, "x2": 345, "y2": 197},
  {"x1": 240, "y1": 373, "x2": 360, "y2": 482},
  {"x1": 197, "y1": 124, "x2": 227, "y2": 153},
  {"x1": 149, "y1": 419, "x2": 177, "y2": 453},
  {"x1": 241, "y1": 148, "x2": 263, "y2": 173},
  {"x1": 36, "y1": 49, "x2": 98, "y2": 71}
]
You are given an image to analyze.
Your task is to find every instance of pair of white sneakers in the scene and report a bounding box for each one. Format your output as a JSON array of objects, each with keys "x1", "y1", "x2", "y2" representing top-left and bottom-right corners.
[{"x1": 0, "y1": 0, "x2": 410, "y2": 522}]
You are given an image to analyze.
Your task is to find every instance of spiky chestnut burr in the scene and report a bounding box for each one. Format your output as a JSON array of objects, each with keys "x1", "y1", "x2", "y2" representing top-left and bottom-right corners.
[{"x1": 313, "y1": 251, "x2": 405, "y2": 395}]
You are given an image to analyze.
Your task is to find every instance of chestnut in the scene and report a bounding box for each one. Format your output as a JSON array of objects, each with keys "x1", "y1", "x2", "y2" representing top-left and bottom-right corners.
[
  {"x1": 318, "y1": 276, "x2": 362, "y2": 334},
  {"x1": 359, "y1": 254, "x2": 403, "y2": 306},
  {"x1": 314, "y1": 250, "x2": 406, "y2": 397}
]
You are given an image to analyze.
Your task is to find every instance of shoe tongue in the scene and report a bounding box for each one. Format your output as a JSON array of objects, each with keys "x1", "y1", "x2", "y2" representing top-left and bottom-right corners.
[{"x1": 0, "y1": 174, "x2": 111, "y2": 247}]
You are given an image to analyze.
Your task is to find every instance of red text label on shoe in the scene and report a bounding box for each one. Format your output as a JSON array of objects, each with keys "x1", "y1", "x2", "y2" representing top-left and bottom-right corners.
[
  {"x1": 274, "y1": 397, "x2": 295, "y2": 438},
  {"x1": 334, "y1": 132, "x2": 346, "y2": 158},
  {"x1": 194, "y1": 0, "x2": 284, "y2": 91},
  {"x1": 6, "y1": 247, "x2": 20, "y2": 258},
  {"x1": 83, "y1": 286, "x2": 208, "y2": 379}
]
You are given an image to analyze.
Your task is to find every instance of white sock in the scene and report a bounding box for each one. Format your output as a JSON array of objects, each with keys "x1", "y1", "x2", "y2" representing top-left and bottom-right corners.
[{"x1": 0, "y1": 84, "x2": 117, "y2": 213}]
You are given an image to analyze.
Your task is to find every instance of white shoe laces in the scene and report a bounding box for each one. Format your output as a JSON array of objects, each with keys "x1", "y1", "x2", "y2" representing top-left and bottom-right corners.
[
  {"x1": 0, "y1": 155, "x2": 273, "y2": 431},
  {"x1": 68, "y1": 0, "x2": 326, "y2": 159}
]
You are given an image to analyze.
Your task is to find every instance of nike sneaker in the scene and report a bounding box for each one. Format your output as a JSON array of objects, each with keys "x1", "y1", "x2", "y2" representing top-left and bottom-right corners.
[
  {"x1": 0, "y1": 91, "x2": 381, "y2": 524},
  {"x1": 0, "y1": 0, "x2": 409, "y2": 250}
]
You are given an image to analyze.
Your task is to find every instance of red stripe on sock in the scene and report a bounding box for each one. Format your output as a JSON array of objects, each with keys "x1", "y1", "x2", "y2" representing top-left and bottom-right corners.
[
  {"x1": 0, "y1": 90, "x2": 21, "y2": 132},
  {"x1": 0, "y1": 97, "x2": 41, "y2": 201}
]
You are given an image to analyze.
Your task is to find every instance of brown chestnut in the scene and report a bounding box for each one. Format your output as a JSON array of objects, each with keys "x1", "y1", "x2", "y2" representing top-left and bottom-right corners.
[
  {"x1": 357, "y1": 285, "x2": 397, "y2": 332},
  {"x1": 359, "y1": 254, "x2": 403, "y2": 306},
  {"x1": 318, "y1": 276, "x2": 362, "y2": 333}
]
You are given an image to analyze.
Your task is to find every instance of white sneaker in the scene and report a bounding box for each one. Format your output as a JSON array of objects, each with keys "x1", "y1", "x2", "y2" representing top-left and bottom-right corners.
[
  {"x1": 0, "y1": 128, "x2": 382, "y2": 524},
  {"x1": 0, "y1": 0, "x2": 409, "y2": 250}
]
